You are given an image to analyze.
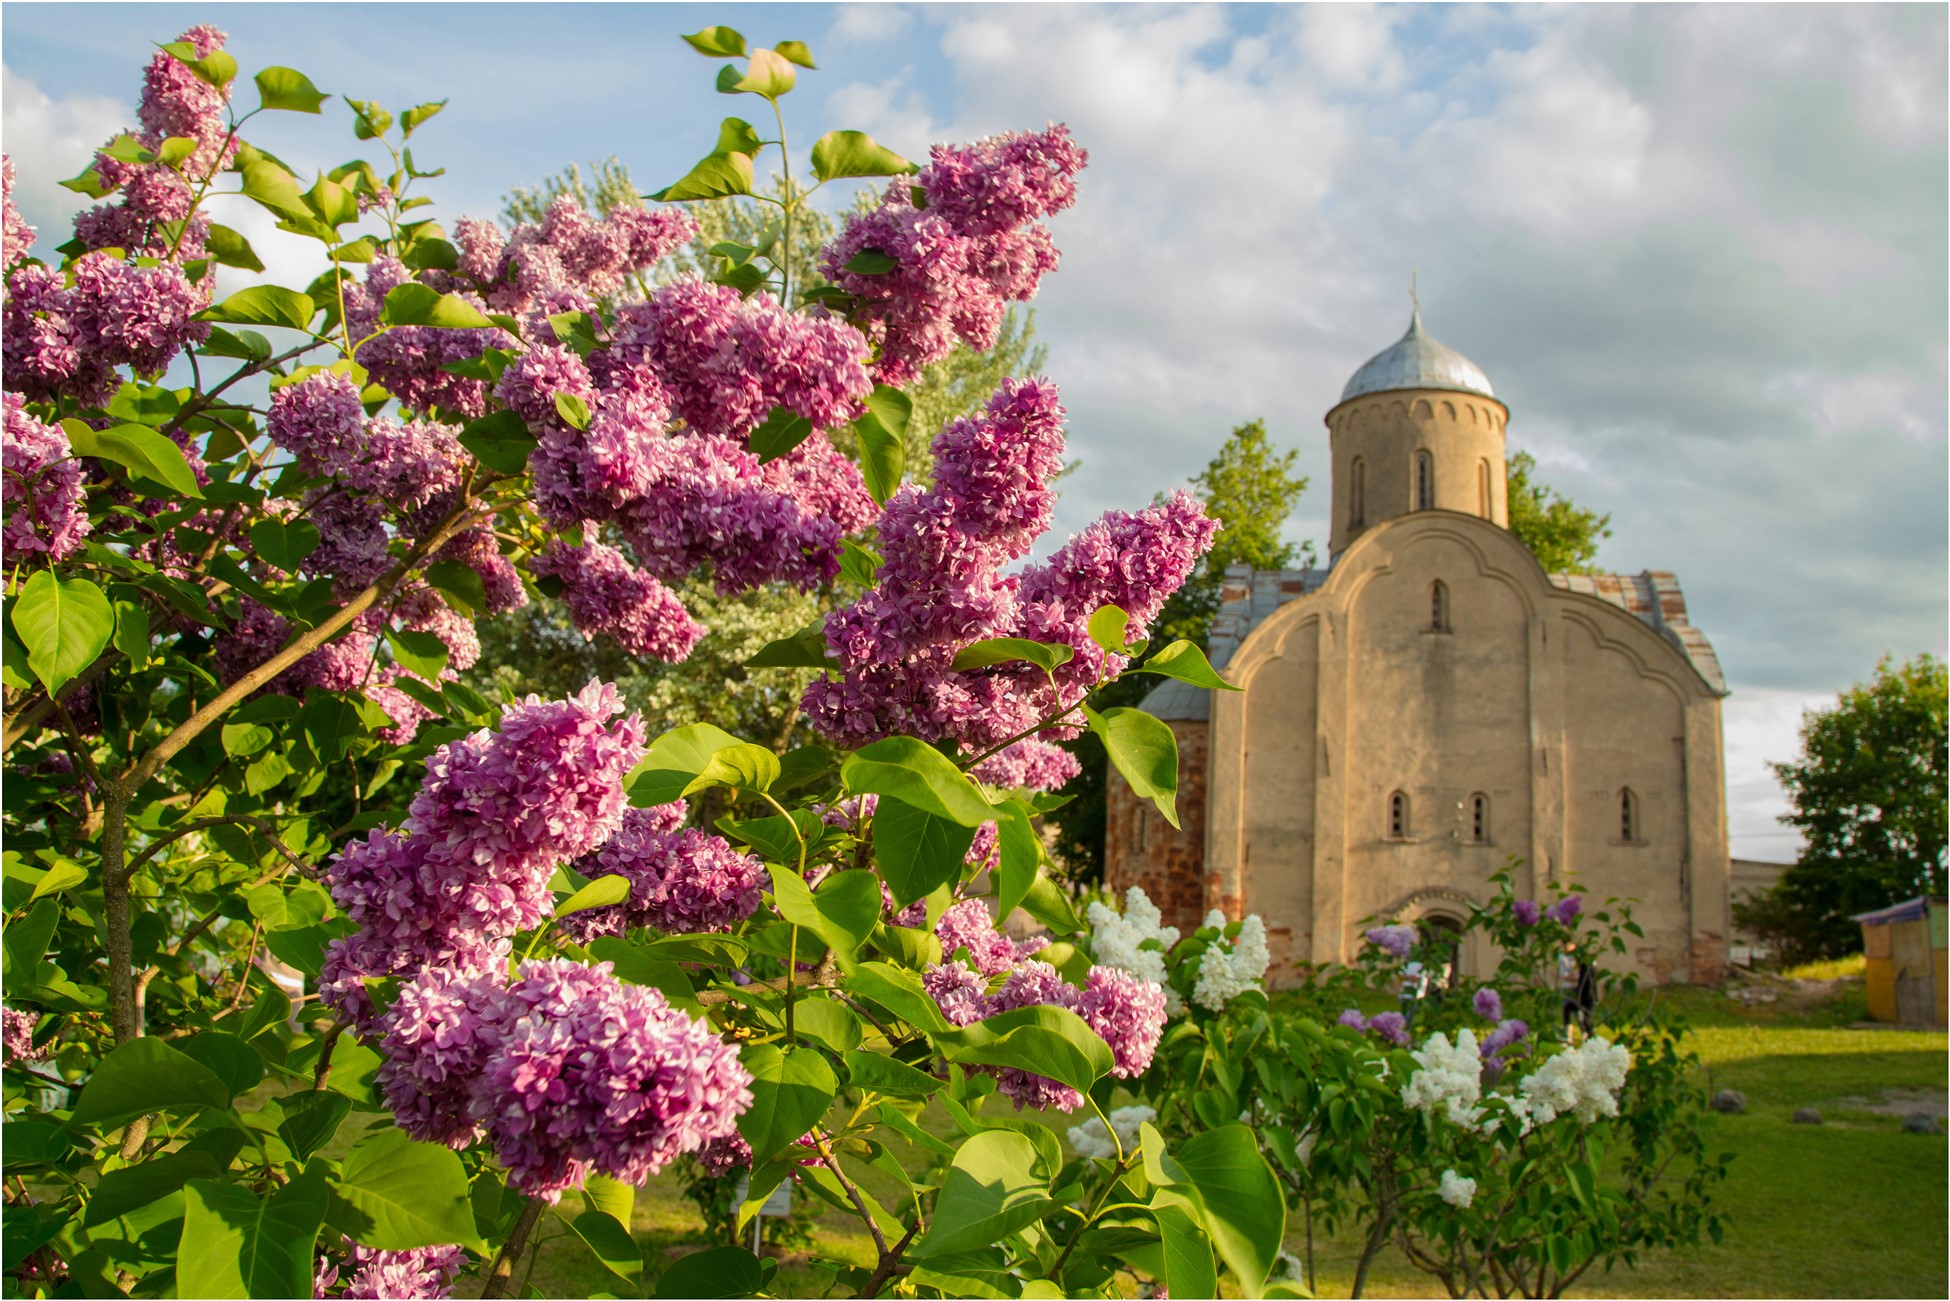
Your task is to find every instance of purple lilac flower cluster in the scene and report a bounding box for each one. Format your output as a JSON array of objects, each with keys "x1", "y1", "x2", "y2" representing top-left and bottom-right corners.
[
  {"x1": 922, "y1": 904, "x2": 1165, "y2": 1111},
  {"x1": 453, "y1": 197, "x2": 694, "y2": 315},
  {"x1": 2, "y1": 159, "x2": 31, "y2": 270},
  {"x1": 1545, "y1": 895, "x2": 1582, "y2": 925},
  {"x1": 2, "y1": 393, "x2": 90, "y2": 565},
  {"x1": 322, "y1": 681, "x2": 647, "y2": 1027},
  {"x1": 315, "y1": 1242, "x2": 467, "y2": 1301},
  {"x1": 1365, "y1": 924, "x2": 1417, "y2": 959},
  {"x1": 556, "y1": 803, "x2": 764, "y2": 943},
  {"x1": 340, "y1": 257, "x2": 519, "y2": 417},
  {"x1": 934, "y1": 898, "x2": 1046, "y2": 976},
  {"x1": 804, "y1": 378, "x2": 1217, "y2": 787},
  {"x1": 532, "y1": 538, "x2": 704, "y2": 662},
  {"x1": 822, "y1": 125, "x2": 1087, "y2": 386},
  {"x1": 3, "y1": 1006, "x2": 42, "y2": 1063},
  {"x1": 1481, "y1": 1018, "x2": 1529, "y2": 1062},
  {"x1": 1511, "y1": 899, "x2": 1542, "y2": 927},
  {"x1": 3, "y1": 253, "x2": 209, "y2": 406},
  {"x1": 1337, "y1": 1008, "x2": 1411, "y2": 1047}
]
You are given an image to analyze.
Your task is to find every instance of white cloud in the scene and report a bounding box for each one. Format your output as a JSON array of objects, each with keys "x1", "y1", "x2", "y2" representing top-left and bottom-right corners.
[
  {"x1": 1290, "y1": 5, "x2": 1406, "y2": 95},
  {"x1": 1722, "y1": 688, "x2": 1827, "y2": 862},
  {"x1": 1, "y1": 64, "x2": 128, "y2": 251}
]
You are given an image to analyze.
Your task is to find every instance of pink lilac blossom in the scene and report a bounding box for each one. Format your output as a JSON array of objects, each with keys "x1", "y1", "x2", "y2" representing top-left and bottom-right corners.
[
  {"x1": 376, "y1": 962, "x2": 509, "y2": 1149},
  {"x1": 607, "y1": 279, "x2": 872, "y2": 440},
  {"x1": 1365, "y1": 924, "x2": 1416, "y2": 959},
  {"x1": 337, "y1": 1244, "x2": 468, "y2": 1301},
  {"x1": 473, "y1": 959, "x2": 752, "y2": 1199},
  {"x1": 971, "y1": 740, "x2": 1081, "y2": 791},
  {"x1": 405, "y1": 681, "x2": 647, "y2": 934},
  {"x1": 1545, "y1": 896, "x2": 1582, "y2": 926},
  {"x1": 436, "y1": 528, "x2": 527, "y2": 614},
  {"x1": 915, "y1": 125, "x2": 1088, "y2": 237},
  {"x1": 2, "y1": 392, "x2": 91, "y2": 564},
  {"x1": 531, "y1": 538, "x2": 704, "y2": 662},
  {"x1": 558, "y1": 809, "x2": 763, "y2": 942},
  {"x1": 302, "y1": 492, "x2": 394, "y2": 589},
  {"x1": 758, "y1": 432, "x2": 877, "y2": 536},
  {"x1": 1481, "y1": 1019, "x2": 1530, "y2": 1060},
  {"x1": 70, "y1": 251, "x2": 209, "y2": 374},
  {"x1": 694, "y1": 1131, "x2": 752, "y2": 1178},
  {"x1": 1366, "y1": 1011, "x2": 1410, "y2": 1047},
  {"x1": 343, "y1": 257, "x2": 515, "y2": 417},
  {"x1": 1511, "y1": 899, "x2": 1542, "y2": 927},
  {"x1": 935, "y1": 899, "x2": 1022, "y2": 977},
  {"x1": 922, "y1": 960, "x2": 991, "y2": 1028},
  {"x1": 2, "y1": 265, "x2": 116, "y2": 406},
  {"x1": 453, "y1": 197, "x2": 693, "y2": 313},
  {"x1": 136, "y1": 26, "x2": 237, "y2": 178},
  {"x1": 3, "y1": 1006, "x2": 41, "y2": 1063},
  {"x1": 1473, "y1": 988, "x2": 1503, "y2": 1022},
  {"x1": 3, "y1": 157, "x2": 33, "y2": 268}
]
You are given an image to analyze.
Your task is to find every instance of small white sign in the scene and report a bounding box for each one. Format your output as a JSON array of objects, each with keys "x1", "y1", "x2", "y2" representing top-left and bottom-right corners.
[{"x1": 731, "y1": 1175, "x2": 793, "y2": 1218}]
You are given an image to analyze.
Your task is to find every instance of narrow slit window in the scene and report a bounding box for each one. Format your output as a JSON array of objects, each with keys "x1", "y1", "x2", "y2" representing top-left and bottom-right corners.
[
  {"x1": 1430, "y1": 580, "x2": 1450, "y2": 632},
  {"x1": 1350, "y1": 458, "x2": 1366, "y2": 529},
  {"x1": 1478, "y1": 458, "x2": 1492, "y2": 517},
  {"x1": 1619, "y1": 788, "x2": 1638, "y2": 842},
  {"x1": 1415, "y1": 451, "x2": 1435, "y2": 510},
  {"x1": 1388, "y1": 791, "x2": 1409, "y2": 840},
  {"x1": 1470, "y1": 793, "x2": 1490, "y2": 844}
]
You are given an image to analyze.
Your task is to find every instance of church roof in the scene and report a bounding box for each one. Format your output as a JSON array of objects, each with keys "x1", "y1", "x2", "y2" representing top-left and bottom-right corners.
[
  {"x1": 1140, "y1": 559, "x2": 1728, "y2": 718},
  {"x1": 1339, "y1": 307, "x2": 1495, "y2": 403}
]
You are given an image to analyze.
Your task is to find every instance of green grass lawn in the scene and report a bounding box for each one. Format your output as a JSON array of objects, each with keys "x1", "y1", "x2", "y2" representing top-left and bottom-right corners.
[{"x1": 521, "y1": 980, "x2": 1947, "y2": 1299}]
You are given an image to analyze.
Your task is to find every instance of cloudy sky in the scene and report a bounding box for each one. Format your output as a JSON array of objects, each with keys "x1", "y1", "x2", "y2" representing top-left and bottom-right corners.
[{"x1": 6, "y1": 3, "x2": 1945, "y2": 859}]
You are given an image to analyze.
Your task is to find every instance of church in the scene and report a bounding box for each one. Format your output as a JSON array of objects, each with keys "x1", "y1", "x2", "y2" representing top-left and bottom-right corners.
[{"x1": 1105, "y1": 308, "x2": 1734, "y2": 986}]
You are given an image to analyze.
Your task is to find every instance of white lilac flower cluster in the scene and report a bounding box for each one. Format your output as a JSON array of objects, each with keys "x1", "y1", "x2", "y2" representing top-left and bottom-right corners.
[
  {"x1": 1066, "y1": 1104, "x2": 1158, "y2": 1160},
  {"x1": 1437, "y1": 1169, "x2": 1477, "y2": 1209},
  {"x1": 1401, "y1": 1028, "x2": 1485, "y2": 1129},
  {"x1": 1191, "y1": 911, "x2": 1270, "y2": 1012},
  {"x1": 1086, "y1": 887, "x2": 1180, "y2": 989},
  {"x1": 1510, "y1": 1035, "x2": 1633, "y2": 1127}
]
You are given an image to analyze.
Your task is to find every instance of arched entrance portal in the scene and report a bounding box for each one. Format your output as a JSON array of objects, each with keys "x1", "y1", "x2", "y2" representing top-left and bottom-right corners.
[{"x1": 1418, "y1": 913, "x2": 1465, "y2": 989}]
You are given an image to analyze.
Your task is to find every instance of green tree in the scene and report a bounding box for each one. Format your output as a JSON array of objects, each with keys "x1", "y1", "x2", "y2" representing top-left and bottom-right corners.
[
  {"x1": 1048, "y1": 419, "x2": 1310, "y2": 881},
  {"x1": 1739, "y1": 654, "x2": 1949, "y2": 962},
  {"x1": 474, "y1": 160, "x2": 1044, "y2": 741},
  {"x1": 1506, "y1": 450, "x2": 1610, "y2": 574}
]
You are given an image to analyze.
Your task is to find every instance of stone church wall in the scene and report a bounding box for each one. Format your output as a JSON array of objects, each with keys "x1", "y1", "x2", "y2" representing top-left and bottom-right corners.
[{"x1": 1105, "y1": 720, "x2": 1208, "y2": 932}]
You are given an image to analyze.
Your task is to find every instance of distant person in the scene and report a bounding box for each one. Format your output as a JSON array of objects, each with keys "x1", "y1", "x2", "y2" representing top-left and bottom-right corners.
[{"x1": 1559, "y1": 943, "x2": 1596, "y2": 1035}]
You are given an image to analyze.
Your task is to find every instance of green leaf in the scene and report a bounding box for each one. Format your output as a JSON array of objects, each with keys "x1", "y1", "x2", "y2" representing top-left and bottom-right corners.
[
  {"x1": 68, "y1": 1036, "x2": 231, "y2": 1130},
  {"x1": 401, "y1": 100, "x2": 447, "y2": 137},
  {"x1": 240, "y1": 160, "x2": 312, "y2": 223},
  {"x1": 749, "y1": 406, "x2": 815, "y2": 462},
  {"x1": 459, "y1": 409, "x2": 537, "y2": 474},
  {"x1": 203, "y1": 285, "x2": 316, "y2": 332},
  {"x1": 910, "y1": 1131, "x2": 1055, "y2": 1259},
  {"x1": 346, "y1": 99, "x2": 393, "y2": 140},
  {"x1": 1173, "y1": 1125, "x2": 1287, "y2": 1295},
  {"x1": 775, "y1": 40, "x2": 818, "y2": 69},
  {"x1": 951, "y1": 637, "x2": 1075, "y2": 675},
  {"x1": 793, "y1": 993, "x2": 864, "y2": 1055},
  {"x1": 85, "y1": 1148, "x2": 224, "y2": 1226},
  {"x1": 582, "y1": 1173, "x2": 634, "y2": 1226},
  {"x1": 154, "y1": 135, "x2": 199, "y2": 167},
  {"x1": 852, "y1": 390, "x2": 908, "y2": 503},
  {"x1": 3, "y1": 899, "x2": 60, "y2": 975},
  {"x1": 201, "y1": 223, "x2": 266, "y2": 272},
  {"x1": 570, "y1": 1209, "x2": 641, "y2": 1283},
  {"x1": 845, "y1": 962, "x2": 951, "y2": 1034},
  {"x1": 683, "y1": 742, "x2": 781, "y2": 798},
  {"x1": 166, "y1": 42, "x2": 238, "y2": 89},
  {"x1": 811, "y1": 130, "x2": 914, "y2": 181},
  {"x1": 222, "y1": 721, "x2": 275, "y2": 758},
  {"x1": 991, "y1": 805, "x2": 1042, "y2": 922},
  {"x1": 650, "y1": 151, "x2": 755, "y2": 203},
  {"x1": 248, "y1": 517, "x2": 320, "y2": 572},
  {"x1": 331, "y1": 1128, "x2": 485, "y2": 1251},
  {"x1": 277, "y1": 1090, "x2": 352, "y2": 1162},
  {"x1": 1136, "y1": 640, "x2": 1238, "y2": 690},
  {"x1": 933, "y1": 1003, "x2": 1114, "y2": 1100},
  {"x1": 64, "y1": 420, "x2": 203, "y2": 498},
  {"x1": 1155, "y1": 1204, "x2": 1218, "y2": 1301},
  {"x1": 842, "y1": 737, "x2": 993, "y2": 827},
  {"x1": 721, "y1": 810, "x2": 821, "y2": 863},
  {"x1": 629, "y1": 722, "x2": 741, "y2": 806},
  {"x1": 735, "y1": 1044, "x2": 837, "y2": 1165},
  {"x1": 200, "y1": 325, "x2": 273, "y2": 361},
  {"x1": 180, "y1": 1032, "x2": 265, "y2": 1100},
  {"x1": 744, "y1": 619, "x2": 836, "y2": 670},
  {"x1": 29, "y1": 859, "x2": 87, "y2": 901},
  {"x1": 255, "y1": 67, "x2": 329, "y2": 113},
  {"x1": 714, "y1": 117, "x2": 764, "y2": 156},
  {"x1": 839, "y1": 539, "x2": 881, "y2": 587},
  {"x1": 587, "y1": 937, "x2": 699, "y2": 1010},
  {"x1": 425, "y1": 559, "x2": 487, "y2": 615},
  {"x1": 654, "y1": 1245, "x2": 764, "y2": 1299},
  {"x1": 553, "y1": 390, "x2": 592, "y2": 431},
  {"x1": 844, "y1": 249, "x2": 900, "y2": 276},
  {"x1": 873, "y1": 798, "x2": 978, "y2": 907},
  {"x1": 378, "y1": 282, "x2": 492, "y2": 329},
  {"x1": 11, "y1": 571, "x2": 115, "y2": 696},
  {"x1": 767, "y1": 866, "x2": 880, "y2": 971},
  {"x1": 682, "y1": 26, "x2": 748, "y2": 57},
  {"x1": 1088, "y1": 604, "x2": 1135, "y2": 655},
  {"x1": 299, "y1": 691, "x2": 364, "y2": 764},
  {"x1": 719, "y1": 49, "x2": 797, "y2": 99},
  {"x1": 178, "y1": 1169, "x2": 328, "y2": 1300},
  {"x1": 1088, "y1": 705, "x2": 1180, "y2": 828},
  {"x1": 58, "y1": 159, "x2": 114, "y2": 198},
  {"x1": 843, "y1": 1049, "x2": 942, "y2": 1099},
  {"x1": 384, "y1": 628, "x2": 449, "y2": 681},
  {"x1": 404, "y1": 236, "x2": 460, "y2": 272},
  {"x1": 107, "y1": 593, "x2": 152, "y2": 666},
  {"x1": 246, "y1": 877, "x2": 328, "y2": 930},
  {"x1": 306, "y1": 175, "x2": 358, "y2": 228},
  {"x1": 555, "y1": 874, "x2": 631, "y2": 919}
]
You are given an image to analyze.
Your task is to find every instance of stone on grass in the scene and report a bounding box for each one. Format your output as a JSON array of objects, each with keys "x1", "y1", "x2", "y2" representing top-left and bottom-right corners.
[
  {"x1": 1791, "y1": 1107, "x2": 1822, "y2": 1125},
  {"x1": 1901, "y1": 1112, "x2": 1940, "y2": 1135},
  {"x1": 1711, "y1": 1089, "x2": 1746, "y2": 1115}
]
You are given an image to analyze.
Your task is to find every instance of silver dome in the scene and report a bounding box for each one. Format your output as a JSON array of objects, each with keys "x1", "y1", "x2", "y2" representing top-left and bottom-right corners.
[{"x1": 1339, "y1": 308, "x2": 1495, "y2": 403}]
